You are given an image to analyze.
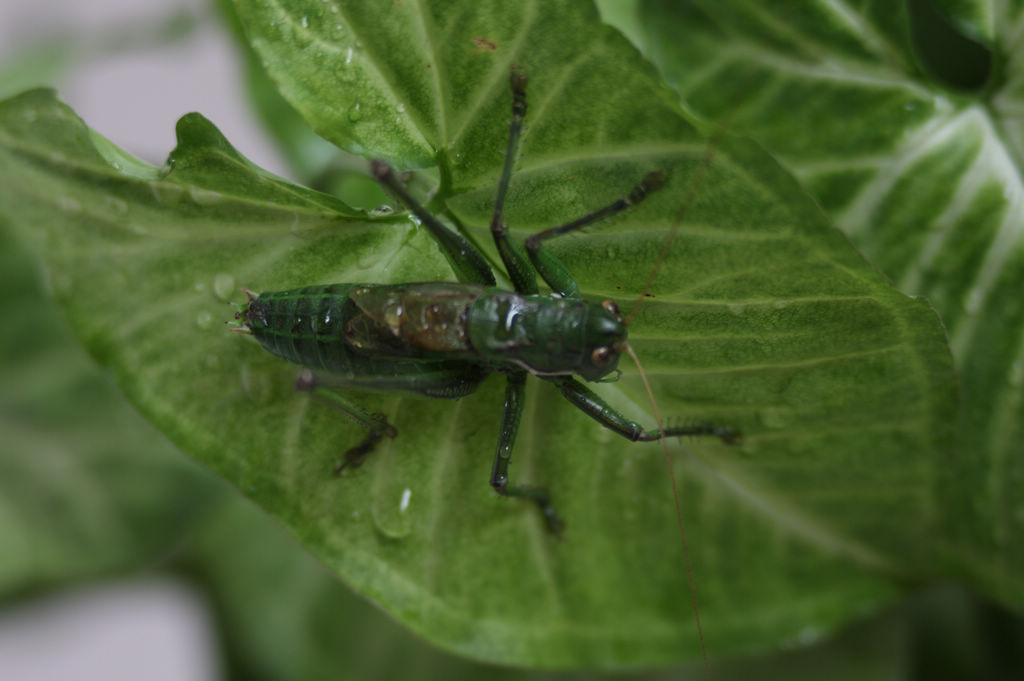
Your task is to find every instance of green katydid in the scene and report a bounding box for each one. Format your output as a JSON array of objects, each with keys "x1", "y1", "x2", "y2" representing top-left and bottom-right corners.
[
  {"x1": 235, "y1": 68, "x2": 737, "y2": 533},
  {"x1": 234, "y1": 66, "x2": 734, "y2": 678}
]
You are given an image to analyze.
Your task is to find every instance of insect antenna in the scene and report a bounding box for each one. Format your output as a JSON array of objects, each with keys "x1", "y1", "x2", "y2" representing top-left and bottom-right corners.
[
  {"x1": 623, "y1": 137, "x2": 722, "y2": 329},
  {"x1": 619, "y1": 118, "x2": 733, "y2": 681},
  {"x1": 622, "y1": 341, "x2": 711, "y2": 680}
]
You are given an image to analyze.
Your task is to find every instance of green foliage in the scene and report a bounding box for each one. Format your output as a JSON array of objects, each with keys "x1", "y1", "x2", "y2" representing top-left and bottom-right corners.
[
  {"x1": 1, "y1": 0, "x2": 1019, "y2": 676},
  {"x1": 634, "y1": 0, "x2": 1024, "y2": 615}
]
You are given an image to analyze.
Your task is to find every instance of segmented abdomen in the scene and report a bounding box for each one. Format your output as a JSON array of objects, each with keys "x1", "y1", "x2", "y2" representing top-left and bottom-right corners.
[{"x1": 244, "y1": 283, "x2": 358, "y2": 372}]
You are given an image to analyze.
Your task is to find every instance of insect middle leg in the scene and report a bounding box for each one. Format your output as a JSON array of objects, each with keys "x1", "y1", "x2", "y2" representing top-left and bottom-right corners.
[
  {"x1": 295, "y1": 369, "x2": 397, "y2": 474},
  {"x1": 491, "y1": 371, "x2": 563, "y2": 533}
]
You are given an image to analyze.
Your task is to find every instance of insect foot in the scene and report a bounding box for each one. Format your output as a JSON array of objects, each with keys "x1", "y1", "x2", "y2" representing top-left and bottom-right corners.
[
  {"x1": 671, "y1": 421, "x2": 741, "y2": 446},
  {"x1": 292, "y1": 369, "x2": 399, "y2": 476},
  {"x1": 334, "y1": 421, "x2": 395, "y2": 476},
  {"x1": 491, "y1": 477, "x2": 564, "y2": 536}
]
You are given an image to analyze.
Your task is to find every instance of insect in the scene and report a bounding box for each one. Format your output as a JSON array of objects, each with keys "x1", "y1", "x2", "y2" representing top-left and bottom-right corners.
[{"x1": 234, "y1": 68, "x2": 736, "y2": 534}]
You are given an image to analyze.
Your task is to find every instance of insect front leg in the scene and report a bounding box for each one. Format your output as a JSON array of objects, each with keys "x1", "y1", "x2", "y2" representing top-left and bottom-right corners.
[
  {"x1": 524, "y1": 171, "x2": 667, "y2": 299},
  {"x1": 295, "y1": 369, "x2": 397, "y2": 474},
  {"x1": 490, "y1": 371, "x2": 563, "y2": 534},
  {"x1": 547, "y1": 375, "x2": 738, "y2": 444}
]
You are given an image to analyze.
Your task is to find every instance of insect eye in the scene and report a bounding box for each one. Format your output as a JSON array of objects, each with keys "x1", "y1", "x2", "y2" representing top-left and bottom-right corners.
[
  {"x1": 601, "y1": 300, "x2": 621, "y2": 319},
  {"x1": 591, "y1": 346, "x2": 614, "y2": 366}
]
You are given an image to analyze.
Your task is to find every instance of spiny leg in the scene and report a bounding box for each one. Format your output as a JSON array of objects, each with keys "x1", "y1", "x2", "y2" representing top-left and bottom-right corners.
[
  {"x1": 525, "y1": 171, "x2": 666, "y2": 299},
  {"x1": 546, "y1": 375, "x2": 738, "y2": 444},
  {"x1": 295, "y1": 369, "x2": 398, "y2": 474},
  {"x1": 489, "y1": 67, "x2": 539, "y2": 295},
  {"x1": 370, "y1": 160, "x2": 496, "y2": 287},
  {"x1": 491, "y1": 371, "x2": 563, "y2": 533}
]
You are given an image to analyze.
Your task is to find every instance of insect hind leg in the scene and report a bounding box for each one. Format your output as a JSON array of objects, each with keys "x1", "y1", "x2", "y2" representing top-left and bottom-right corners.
[
  {"x1": 370, "y1": 161, "x2": 496, "y2": 287},
  {"x1": 295, "y1": 369, "x2": 397, "y2": 474},
  {"x1": 488, "y1": 67, "x2": 540, "y2": 295}
]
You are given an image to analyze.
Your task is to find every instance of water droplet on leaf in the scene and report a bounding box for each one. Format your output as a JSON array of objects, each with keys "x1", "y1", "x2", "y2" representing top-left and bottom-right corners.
[{"x1": 213, "y1": 273, "x2": 235, "y2": 301}]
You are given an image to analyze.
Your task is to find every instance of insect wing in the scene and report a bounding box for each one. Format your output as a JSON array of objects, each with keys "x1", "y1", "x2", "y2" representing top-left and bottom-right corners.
[{"x1": 348, "y1": 283, "x2": 481, "y2": 355}]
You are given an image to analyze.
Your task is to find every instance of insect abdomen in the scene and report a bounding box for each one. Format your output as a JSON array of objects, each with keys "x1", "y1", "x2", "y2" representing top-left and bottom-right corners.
[{"x1": 244, "y1": 283, "x2": 358, "y2": 372}]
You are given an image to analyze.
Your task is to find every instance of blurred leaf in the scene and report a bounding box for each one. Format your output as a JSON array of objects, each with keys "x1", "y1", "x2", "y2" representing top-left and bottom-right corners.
[
  {"x1": 634, "y1": 0, "x2": 1023, "y2": 613},
  {"x1": 0, "y1": 7, "x2": 203, "y2": 100},
  {"x1": 931, "y1": 0, "x2": 995, "y2": 44},
  {"x1": 0, "y1": 0, "x2": 958, "y2": 669},
  {"x1": 0, "y1": 224, "x2": 219, "y2": 594}
]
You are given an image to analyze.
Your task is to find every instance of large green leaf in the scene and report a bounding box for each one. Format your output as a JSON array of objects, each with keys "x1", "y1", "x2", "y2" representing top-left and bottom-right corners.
[
  {"x1": 4, "y1": 211, "x2": 1015, "y2": 681},
  {"x1": 1, "y1": 216, "x2": 987, "y2": 680},
  {"x1": 0, "y1": 0, "x2": 956, "y2": 668},
  {"x1": 634, "y1": 0, "x2": 1024, "y2": 613},
  {"x1": 197, "y1": 481, "x2": 977, "y2": 681}
]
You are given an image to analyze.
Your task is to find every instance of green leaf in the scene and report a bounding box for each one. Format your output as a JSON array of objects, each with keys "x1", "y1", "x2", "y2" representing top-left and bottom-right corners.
[
  {"x1": 0, "y1": 223, "x2": 219, "y2": 594},
  {"x1": 0, "y1": 0, "x2": 957, "y2": 668},
  {"x1": 634, "y1": 0, "x2": 1024, "y2": 613},
  {"x1": 932, "y1": 0, "x2": 995, "y2": 44},
  {"x1": 5, "y1": 215, "x2": 994, "y2": 680},
  {"x1": 193, "y1": 484, "x2": 941, "y2": 681}
]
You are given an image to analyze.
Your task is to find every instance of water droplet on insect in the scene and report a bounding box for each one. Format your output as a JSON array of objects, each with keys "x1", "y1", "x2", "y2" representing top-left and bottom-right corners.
[
  {"x1": 399, "y1": 488, "x2": 412, "y2": 513},
  {"x1": 384, "y1": 303, "x2": 404, "y2": 328},
  {"x1": 213, "y1": 272, "x2": 235, "y2": 301},
  {"x1": 345, "y1": 46, "x2": 354, "y2": 65},
  {"x1": 58, "y1": 196, "x2": 82, "y2": 214},
  {"x1": 104, "y1": 195, "x2": 128, "y2": 215},
  {"x1": 196, "y1": 310, "x2": 213, "y2": 329},
  {"x1": 348, "y1": 102, "x2": 362, "y2": 121}
]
